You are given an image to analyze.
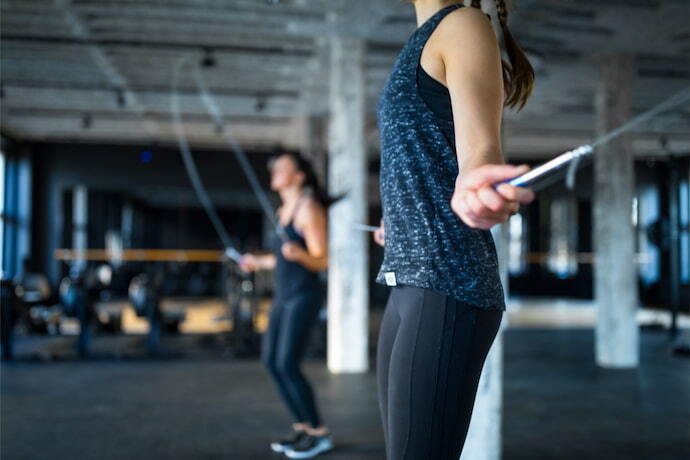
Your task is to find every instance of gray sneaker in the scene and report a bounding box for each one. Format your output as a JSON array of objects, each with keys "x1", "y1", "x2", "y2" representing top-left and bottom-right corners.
[
  {"x1": 285, "y1": 434, "x2": 334, "y2": 459},
  {"x1": 270, "y1": 430, "x2": 308, "y2": 453}
]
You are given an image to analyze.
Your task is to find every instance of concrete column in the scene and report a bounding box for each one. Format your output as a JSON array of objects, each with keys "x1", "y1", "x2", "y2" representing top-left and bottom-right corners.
[
  {"x1": 461, "y1": 223, "x2": 508, "y2": 460},
  {"x1": 305, "y1": 115, "x2": 328, "y2": 187},
  {"x1": 594, "y1": 54, "x2": 639, "y2": 368},
  {"x1": 327, "y1": 35, "x2": 368, "y2": 373}
]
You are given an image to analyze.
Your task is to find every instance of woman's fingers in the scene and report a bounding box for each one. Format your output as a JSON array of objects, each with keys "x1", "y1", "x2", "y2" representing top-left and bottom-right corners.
[
  {"x1": 453, "y1": 189, "x2": 515, "y2": 229},
  {"x1": 454, "y1": 193, "x2": 492, "y2": 229},
  {"x1": 465, "y1": 189, "x2": 510, "y2": 221},
  {"x1": 460, "y1": 164, "x2": 530, "y2": 189},
  {"x1": 238, "y1": 254, "x2": 255, "y2": 272},
  {"x1": 452, "y1": 196, "x2": 477, "y2": 228},
  {"x1": 477, "y1": 186, "x2": 516, "y2": 214},
  {"x1": 281, "y1": 241, "x2": 303, "y2": 261},
  {"x1": 373, "y1": 226, "x2": 385, "y2": 247},
  {"x1": 496, "y1": 183, "x2": 535, "y2": 204}
]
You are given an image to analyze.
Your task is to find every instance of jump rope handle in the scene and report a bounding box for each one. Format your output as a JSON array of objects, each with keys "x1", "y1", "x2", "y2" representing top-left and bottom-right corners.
[{"x1": 491, "y1": 144, "x2": 593, "y2": 191}]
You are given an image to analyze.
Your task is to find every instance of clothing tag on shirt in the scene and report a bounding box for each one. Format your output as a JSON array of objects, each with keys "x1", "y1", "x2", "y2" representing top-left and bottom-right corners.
[{"x1": 384, "y1": 272, "x2": 397, "y2": 286}]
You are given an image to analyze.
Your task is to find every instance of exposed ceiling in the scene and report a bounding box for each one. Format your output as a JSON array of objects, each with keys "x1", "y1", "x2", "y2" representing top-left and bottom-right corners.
[{"x1": 1, "y1": 0, "x2": 689, "y2": 158}]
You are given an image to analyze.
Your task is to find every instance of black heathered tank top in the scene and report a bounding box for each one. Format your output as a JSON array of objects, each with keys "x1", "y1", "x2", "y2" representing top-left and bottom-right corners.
[
  {"x1": 376, "y1": 4, "x2": 505, "y2": 310},
  {"x1": 274, "y1": 199, "x2": 321, "y2": 301}
]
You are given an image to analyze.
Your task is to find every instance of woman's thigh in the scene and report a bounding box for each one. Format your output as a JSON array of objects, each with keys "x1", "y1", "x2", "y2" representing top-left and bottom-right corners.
[{"x1": 385, "y1": 286, "x2": 502, "y2": 459}]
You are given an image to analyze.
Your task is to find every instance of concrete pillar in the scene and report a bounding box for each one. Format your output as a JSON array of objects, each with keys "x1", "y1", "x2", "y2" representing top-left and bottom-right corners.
[
  {"x1": 594, "y1": 54, "x2": 639, "y2": 368},
  {"x1": 461, "y1": 223, "x2": 508, "y2": 460},
  {"x1": 305, "y1": 115, "x2": 328, "y2": 187},
  {"x1": 327, "y1": 35, "x2": 368, "y2": 373}
]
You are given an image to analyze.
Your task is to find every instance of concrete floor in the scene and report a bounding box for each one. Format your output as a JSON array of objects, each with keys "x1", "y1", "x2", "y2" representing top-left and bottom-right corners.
[{"x1": 2, "y1": 329, "x2": 689, "y2": 460}]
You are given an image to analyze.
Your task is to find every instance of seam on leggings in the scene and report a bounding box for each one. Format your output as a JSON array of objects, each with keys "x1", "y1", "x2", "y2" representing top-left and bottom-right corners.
[
  {"x1": 278, "y1": 301, "x2": 309, "y2": 424},
  {"x1": 438, "y1": 295, "x2": 458, "y2": 456},
  {"x1": 278, "y1": 293, "x2": 319, "y2": 424},
  {"x1": 381, "y1": 291, "x2": 399, "y2": 458},
  {"x1": 428, "y1": 292, "x2": 448, "y2": 457},
  {"x1": 268, "y1": 300, "x2": 305, "y2": 423},
  {"x1": 383, "y1": 290, "x2": 404, "y2": 460},
  {"x1": 295, "y1": 292, "x2": 323, "y2": 427},
  {"x1": 401, "y1": 287, "x2": 424, "y2": 460},
  {"x1": 455, "y1": 304, "x2": 479, "y2": 451},
  {"x1": 393, "y1": 287, "x2": 403, "y2": 321}
]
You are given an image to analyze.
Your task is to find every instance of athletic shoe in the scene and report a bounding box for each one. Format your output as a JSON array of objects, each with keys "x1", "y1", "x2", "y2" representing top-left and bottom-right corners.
[
  {"x1": 284, "y1": 434, "x2": 334, "y2": 459},
  {"x1": 270, "y1": 430, "x2": 308, "y2": 453}
]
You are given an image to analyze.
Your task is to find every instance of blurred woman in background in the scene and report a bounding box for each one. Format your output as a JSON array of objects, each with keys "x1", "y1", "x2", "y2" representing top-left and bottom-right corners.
[{"x1": 240, "y1": 153, "x2": 332, "y2": 459}]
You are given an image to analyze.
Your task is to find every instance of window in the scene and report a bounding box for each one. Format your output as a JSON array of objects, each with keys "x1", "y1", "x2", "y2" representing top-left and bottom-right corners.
[
  {"x1": 508, "y1": 212, "x2": 527, "y2": 275},
  {"x1": 547, "y1": 197, "x2": 578, "y2": 278},
  {"x1": 680, "y1": 180, "x2": 689, "y2": 283},
  {"x1": 637, "y1": 186, "x2": 661, "y2": 286},
  {"x1": 0, "y1": 151, "x2": 5, "y2": 277},
  {"x1": 0, "y1": 149, "x2": 32, "y2": 279}
]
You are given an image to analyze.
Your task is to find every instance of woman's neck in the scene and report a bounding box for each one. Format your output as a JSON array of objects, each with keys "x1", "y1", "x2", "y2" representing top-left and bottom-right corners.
[
  {"x1": 413, "y1": 0, "x2": 464, "y2": 27},
  {"x1": 279, "y1": 185, "x2": 303, "y2": 208}
]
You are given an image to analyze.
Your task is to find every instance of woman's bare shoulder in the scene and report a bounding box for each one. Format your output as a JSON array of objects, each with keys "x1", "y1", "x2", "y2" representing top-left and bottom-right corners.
[{"x1": 435, "y1": 6, "x2": 497, "y2": 47}]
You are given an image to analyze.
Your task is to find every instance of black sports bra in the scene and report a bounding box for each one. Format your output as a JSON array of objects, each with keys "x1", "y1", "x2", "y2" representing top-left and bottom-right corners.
[
  {"x1": 417, "y1": 12, "x2": 493, "y2": 122},
  {"x1": 417, "y1": 65, "x2": 453, "y2": 121}
]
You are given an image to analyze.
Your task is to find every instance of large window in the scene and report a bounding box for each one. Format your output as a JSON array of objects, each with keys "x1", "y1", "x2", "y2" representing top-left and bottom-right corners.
[
  {"x1": 508, "y1": 212, "x2": 527, "y2": 276},
  {"x1": 637, "y1": 185, "x2": 661, "y2": 286},
  {"x1": 0, "y1": 151, "x2": 5, "y2": 278},
  {"x1": 547, "y1": 197, "x2": 578, "y2": 278},
  {"x1": 0, "y1": 149, "x2": 32, "y2": 279},
  {"x1": 680, "y1": 180, "x2": 689, "y2": 283}
]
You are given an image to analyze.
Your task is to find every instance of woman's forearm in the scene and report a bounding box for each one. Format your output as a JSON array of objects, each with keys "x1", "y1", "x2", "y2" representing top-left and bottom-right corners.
[
  {"x1": 296, "y1": 252, "x2": 328, "y2": 273},
  {"x1": 456, "y1": 145, "x2": 504, "y2": 177},
  {"x1": 257, "y1": 254, "x2": 277, "y2": 271}
]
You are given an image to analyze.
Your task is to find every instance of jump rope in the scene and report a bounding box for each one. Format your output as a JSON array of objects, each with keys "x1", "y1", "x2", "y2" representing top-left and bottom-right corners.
[
  {"x1": 172, "y1": 57, "x2": 690, "y2": 247},
  {"x1": 171, "y1": 58, "x2": 287, "y2": 263},
  {"x1": 498, "y1": 86, "x2": 690, "y2": 193}
]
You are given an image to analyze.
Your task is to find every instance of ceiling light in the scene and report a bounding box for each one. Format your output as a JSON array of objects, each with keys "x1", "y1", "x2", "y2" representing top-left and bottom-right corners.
[
  {"x1": 82, "y1": 113, "x2": 92, "y2": 129},
  {"x1": 201, "y1": 47, "x2": 216, "y2": 68},
  {"x1": 255, "y1": 97, "x2": 267, "y2": 112},
  {"x1": 116, "y1": 88, "x2": 126, "y2": 108}
]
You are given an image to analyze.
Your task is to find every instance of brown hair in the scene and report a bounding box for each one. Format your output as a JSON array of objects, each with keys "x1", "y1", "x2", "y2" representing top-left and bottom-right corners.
[
  {"x1": 471, "y1": 0, "x2": 534, "y2": 110},
  {"x1": 270, "y1": 152, "x2": 341, "y2": 207}
]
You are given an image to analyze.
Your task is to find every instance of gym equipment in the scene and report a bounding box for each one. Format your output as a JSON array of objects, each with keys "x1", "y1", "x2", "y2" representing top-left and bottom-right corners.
[
  {"x1": 128, "y1": 273, "x2": 164, "y2": 355},
  {"x1": 1, "y1": 279, "x2": 19, "y2": 360},
  {"x1": 221, "y1": 263, "x2": 262, "y2": 358},
  {"x1": 59, "y1": 275, "x2": 95, "y2": 357}
]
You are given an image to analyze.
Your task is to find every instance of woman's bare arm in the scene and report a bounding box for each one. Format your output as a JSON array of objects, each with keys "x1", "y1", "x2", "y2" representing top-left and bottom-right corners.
[
  {"x1": 283, "y1": 198, "x2": 328, "y2": 272},
  {"x1": 432, "y1": 8, "x2": 534, "y2": 229},
  {"x1": 239, "y1": 253, "x2": 276, "y2": 272}
]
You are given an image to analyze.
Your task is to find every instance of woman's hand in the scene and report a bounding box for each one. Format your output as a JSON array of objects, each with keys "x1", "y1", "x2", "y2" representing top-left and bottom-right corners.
[
  {"x1": 373, "y1": 219, "x2": 385, "y2": 247},
  {"x1": 281, "y1": 241, "x2": 306, "y2": 262},
  {"x1": 239, "y1": 254, "x2": 260, "y2": 273},
  {"x1": 451, "y1": 164, "x2": 535, "y2": 230}
]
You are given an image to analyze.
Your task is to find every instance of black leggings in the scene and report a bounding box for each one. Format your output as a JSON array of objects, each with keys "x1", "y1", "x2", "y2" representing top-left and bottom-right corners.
[
  {"x1": 262, "y1": 291, "x2": 322, "y2": 428},
  {"x1": 377, "y1": 285, "x2": 503, "y2": 459}
]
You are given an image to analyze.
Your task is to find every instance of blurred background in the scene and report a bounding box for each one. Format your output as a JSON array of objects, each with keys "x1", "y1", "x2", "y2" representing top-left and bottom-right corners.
[{"x1": 1, "y1": 0, "x2": 689, "y2": 459}]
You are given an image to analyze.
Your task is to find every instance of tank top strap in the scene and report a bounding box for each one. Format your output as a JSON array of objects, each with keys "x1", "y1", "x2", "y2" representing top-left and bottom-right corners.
[
  {"x1": 286, "y1": 193, "x2": 309, "y2": 228},
  {"x1": 403, "y1": 4, "x2": 465, "y2": 79},
  {"x1": 422, "y1": 3, "x2": 465, "y2": 32},
  {"x1": 415, "y1": 5, "x2": 465, "y2": 46}
]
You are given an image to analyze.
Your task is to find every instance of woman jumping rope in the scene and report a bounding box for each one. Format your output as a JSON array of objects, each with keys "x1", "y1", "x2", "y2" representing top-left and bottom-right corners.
[
  {"x1": 374, "y1": 1, "x2": 535, "y2": 458},
  {"x1": 240, "y1": 153, "x2": 333, "y2": 459}
]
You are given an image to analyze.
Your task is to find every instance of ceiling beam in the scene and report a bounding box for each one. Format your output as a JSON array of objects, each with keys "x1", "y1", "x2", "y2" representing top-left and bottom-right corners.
[{"x1": 53, "y1": 0, "x2": 160, "y2": 136}]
